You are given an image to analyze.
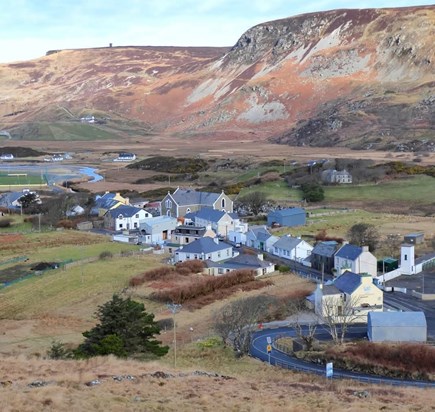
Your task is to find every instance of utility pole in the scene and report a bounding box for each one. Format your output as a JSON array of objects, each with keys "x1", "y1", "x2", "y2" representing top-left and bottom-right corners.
[{"x1": 167, "y1": 303, "x2": 182, "y2": 368}]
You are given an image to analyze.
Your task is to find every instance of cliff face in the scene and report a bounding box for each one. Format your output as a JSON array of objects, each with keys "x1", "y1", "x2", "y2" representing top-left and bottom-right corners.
[{"x1": 0, "y1": 6, "x2": 434, "y2": 150}]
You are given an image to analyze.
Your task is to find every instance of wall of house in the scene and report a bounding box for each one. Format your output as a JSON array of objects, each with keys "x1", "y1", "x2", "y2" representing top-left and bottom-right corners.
[{"x1": 174, "y1": 247, "x2": 232, "y2": 263}]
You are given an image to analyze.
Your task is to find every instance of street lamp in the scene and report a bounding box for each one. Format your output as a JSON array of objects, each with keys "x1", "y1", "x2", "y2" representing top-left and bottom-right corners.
[{"x1": 167, "y1": 303, "x2": 182, "y2": 368}]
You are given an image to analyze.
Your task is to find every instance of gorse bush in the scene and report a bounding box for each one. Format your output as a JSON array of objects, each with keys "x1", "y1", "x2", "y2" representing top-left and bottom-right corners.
[{"x1": 149, "y1": 270, "x2": 256, "y2": 304}]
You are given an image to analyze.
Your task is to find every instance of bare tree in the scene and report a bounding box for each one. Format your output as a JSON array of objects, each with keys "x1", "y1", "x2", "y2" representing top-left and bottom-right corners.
[
  {"x1": 347, "y1": 223, "x2": 380, "y2": 252},
  {"x1": 288, "y1": 299, "x2": 318, "y2": 351},
  {"x1": 236, "y1": 192, "x2": 268, "y2": 216},
  {"x1": 213, "y1": 295, "x2": 274, "y2": 355},
  {"x1": 383, "y1": 233, "x2": 402, "y2": 258},
  {"x1": 320, "y1": 294, "x2": 361, "y2": 345}
]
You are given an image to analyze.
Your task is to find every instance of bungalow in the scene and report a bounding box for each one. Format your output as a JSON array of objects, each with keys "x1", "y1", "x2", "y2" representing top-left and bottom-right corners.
[
  {"x1": 272, "y1": 235, "x2": 313, "y2": 263},
  {"x1": 314, "y1": 271, "x2": 383, "y2": 322},
  {"x1": 184, "y1": 207, "x2": 238, "y2": 238},
  {"x1": 171, "y1": 224, "x2": 216, "y2": 245},
  {"x1": 140, "y1": 215, "x2": 178, "y2": 244},
  {"x1": 161, "y1": 188, "x2": 233, "y2": 218},
  {"x1": 334, "y1": 244, "x2": 377, "y2": 277},
  {"x1": 114, "y1": 152, "x2": 136, "y2": 162},
  {"x1": 311, "y1": 241, "x2": 341, "y2": 274},
  {"x1": 245, "y1": 225, "x2": 279, "y2": 253},
  {"x1": 205, "y1": 253, "x2": 275, "y2": 277},
  {"x1": 173, "y1": 237, "x2": 236, "y2": 263},
  {"x1": 267, "y1": 207, "x2": 306, "y2": 227},
  {"x1": 104, "y1": 205, "x2": 152, "y2": 231},
  {"x1": 0, "y1": 153, "x2": 14, "y2": 160}
]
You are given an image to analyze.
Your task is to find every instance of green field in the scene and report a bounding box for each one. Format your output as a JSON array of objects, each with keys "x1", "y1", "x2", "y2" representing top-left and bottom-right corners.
[
  {"x1": 0, "y1": 173, "x2": 47, "y2": 186},
  {"x1": 237, "y1": 175, "x2": 435, "y2": 205}
]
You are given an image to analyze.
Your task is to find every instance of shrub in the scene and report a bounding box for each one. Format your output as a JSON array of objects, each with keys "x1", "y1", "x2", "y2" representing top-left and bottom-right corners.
[
  {"x1": 0, "y1": 218, "x2": 13, "y2": 228},
  {"x1": 175, "y1": 260, "x2": 205, "y2": 274},
  {"x1": 99, "y1": 251, "x2": 113, "y2": 260},
  {"x1": 156, "y1": 318, "x2": 174, "y2": 331},
  {"x1": 277, "y1": 265, "x2": 290, "y2": 273},
  {"x1": 46, "y1": 340, "x2": 73, "y2": 360},
  {"x1": 56, "y1": 219, "x2": 75, "y2": 229},
  {"x1": 129, "y1": 266, "x2": 174, "y2": 287}
]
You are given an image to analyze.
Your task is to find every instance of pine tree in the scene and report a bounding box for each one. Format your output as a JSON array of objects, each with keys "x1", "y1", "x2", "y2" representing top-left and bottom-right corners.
[{"x1": 75, "y1": 295, "x2": 168, "y2": 359}]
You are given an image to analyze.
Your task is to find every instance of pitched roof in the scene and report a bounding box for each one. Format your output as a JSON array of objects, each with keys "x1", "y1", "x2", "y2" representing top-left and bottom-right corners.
[
  {"x1": 335, "y1": 244, "x2": 362, "y2": 260},
  {"x1": 248, "y1": 226, "x2": 271, "y2": 240},
  {"x1": 269, "y1": 207, "x2": 305, "y2": 217},
  {"x1": 312, "y1": 241, "x2": 339, "y2": 258},
  {"x1": 205, "y1": 253, "x2": 272, "y2": 270},
  {"x1": 107, "y1": 205, "x2": 143, "y2": 218},
  {"x1": 176, "y1": 237, "x2": 231, "y2": 254},
  {"x1": 172, "y1": 189, "x2": 221, "y2": 206},
  {"x1": 333, "y1": 271, "x2": 362, "y2": 294},
  {"x1": 273, "y1": 235, "x2": 302, "y2": 251},
  {"x1": 188, "y1": 207, "x2": 227, "y2": 222}
]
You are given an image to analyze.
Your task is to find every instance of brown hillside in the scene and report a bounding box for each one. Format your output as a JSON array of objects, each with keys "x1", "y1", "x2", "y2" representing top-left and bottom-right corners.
[{"x1": 0, "y1": 6, "x2": 434, "y2": 150}]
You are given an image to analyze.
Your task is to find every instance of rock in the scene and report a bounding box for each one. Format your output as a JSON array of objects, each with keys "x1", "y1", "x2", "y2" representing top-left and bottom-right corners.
[
  {"x1": 28, "y1": 380, "x2": 50, "y2": 388},
  {"x1": 353, "y1": 390, "x2": 370, "y2": 398},
  {"x1": 85, "y1": 379, "x2": 101, "y2": 387}
]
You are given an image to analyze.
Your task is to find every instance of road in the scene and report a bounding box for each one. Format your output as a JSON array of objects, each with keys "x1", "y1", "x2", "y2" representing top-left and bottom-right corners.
[
  {"x1": 263, "y1": 251, "x2": 435, "y2": 339},
  {"x1": 250, "y1": 326, "x2": 435, "y2": 388}
]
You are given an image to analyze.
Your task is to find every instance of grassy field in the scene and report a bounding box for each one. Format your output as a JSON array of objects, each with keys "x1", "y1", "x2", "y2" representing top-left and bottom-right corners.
[
  {"x1": 324, "y1": 175, "x2": 435, "y2": 204},
  {"x1": 0, "y1": 173, "x2": 47, "y2": 186},
  {"x1": 20, "y1": 122, "x2": 121, "y2": 141}
]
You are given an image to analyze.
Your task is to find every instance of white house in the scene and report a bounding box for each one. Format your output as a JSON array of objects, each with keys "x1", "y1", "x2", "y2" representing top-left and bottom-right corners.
[
  {"x1": 205, "y1": 253, "x2": 275, "y2": 277},
  {"x1": 0, "y1": 153, "x2": 14, "y2": 160},
  {"x1": 185, "y1": 208, "x2": 240, "y2": 239},
  {"x1": 104, "y1": 205, "x2": 152, "y2": 231},
  {"x1": 173, "y1": 237, "x2": 236, "y2": 263},
  {"x1": 334, "y1": 244, "x2": 377, "y2": 277},
  {"x1": 114, "y1": 152, "x2": 136, "y2": 162},
  {"x1": 245, "y1": 225, "x2": 279, "y2": 253},
  {"x1": 272, "y1": 235, "x2": 313, "y2": 263}
]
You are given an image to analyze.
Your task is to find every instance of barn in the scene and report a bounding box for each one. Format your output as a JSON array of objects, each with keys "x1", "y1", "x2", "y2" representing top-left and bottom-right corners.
[
  {"x1": 267, "y1": 207, "x2": 306, "y2": 227},
  {"x1": 367, "y1": 311, "x2": 427, "y2": 342}
]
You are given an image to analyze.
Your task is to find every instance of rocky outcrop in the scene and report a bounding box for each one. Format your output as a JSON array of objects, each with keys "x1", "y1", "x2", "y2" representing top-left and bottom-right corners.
[{"x1": 0, "y1": 6, "x2": 433, "y2": 150}]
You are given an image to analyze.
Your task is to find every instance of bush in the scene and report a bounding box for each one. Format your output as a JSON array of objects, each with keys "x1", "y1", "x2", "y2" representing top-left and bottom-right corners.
[
  {"x1": 57, "y1": 219, "x2": 75, "y2": 229},
  {"x1": 99, "y1": 251, "x2": 113, "y2": 260},
  {"x1": 175, "y1": 260, "x2": 205, "y2": 274},
  {"x1": 129, "y1": 266, "x2": 174, "y2": 287},
  {"x1": 156, "y1": 318, "x2": 174, "y2": 331},
  {"x1": 47, "y1": 340, "x2": 73, "y2": 360},
  {"x1": 277, "y1": 265, "x2": 290, "y2": 273},
  {"x1": 0, "y1": 218, "x2": 13, "y2": 228}
]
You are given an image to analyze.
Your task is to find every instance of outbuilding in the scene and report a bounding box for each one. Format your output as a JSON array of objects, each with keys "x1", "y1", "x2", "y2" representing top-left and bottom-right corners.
[
  {"x1": 367, "y1": 311, "x2": 427, "y2": 342},
  {"x1": 267, "y1": 207, "x2": 306, "y2": 227}
]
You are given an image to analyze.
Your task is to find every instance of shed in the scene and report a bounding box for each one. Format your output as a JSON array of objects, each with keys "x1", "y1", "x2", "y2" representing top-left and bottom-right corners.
[
  {"x1": 367, "y1": 311, "x2": 427, "y2": 342},
  {"x1": 267, "y1": 207, "x2": 306, "y2": 227},
  {"x1": 404, "y1": 232, "x2": 424, "y2": 244}
]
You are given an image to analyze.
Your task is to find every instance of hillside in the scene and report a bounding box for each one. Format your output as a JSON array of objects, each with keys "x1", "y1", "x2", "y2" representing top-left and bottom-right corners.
[{"x1": 0, "y1": 6, "x2": 434, "y2": 150}]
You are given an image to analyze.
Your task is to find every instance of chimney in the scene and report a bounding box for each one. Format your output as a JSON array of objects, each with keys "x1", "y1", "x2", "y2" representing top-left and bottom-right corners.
[
  {"x1": 362, "y1": 246, "x2": 369, "y2": 252},
  {"x1": 214, "y1": 237, "x2": 220, "y2": 244},
  {"x1": 257, "y1": 253, "x2": 263, "y2": 261}
]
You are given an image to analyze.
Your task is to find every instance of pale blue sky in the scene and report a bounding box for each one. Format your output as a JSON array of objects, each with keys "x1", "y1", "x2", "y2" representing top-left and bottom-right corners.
[{"x1": 1, "y1": 1, "x2": 433, "y2": 63}]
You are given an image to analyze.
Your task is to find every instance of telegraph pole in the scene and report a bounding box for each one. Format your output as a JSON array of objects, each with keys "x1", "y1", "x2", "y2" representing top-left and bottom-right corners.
[{"x1": 167, "y1": 303, "x2": 182, "y2": 368}]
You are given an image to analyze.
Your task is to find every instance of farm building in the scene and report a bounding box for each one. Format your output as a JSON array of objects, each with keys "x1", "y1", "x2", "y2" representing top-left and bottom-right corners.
[
  {"x1": 367, "y1": 311, "x2": 427, "y2": 342},
  {"x1": 267, "y1": 207, "x2": 306, "y2": 227}
]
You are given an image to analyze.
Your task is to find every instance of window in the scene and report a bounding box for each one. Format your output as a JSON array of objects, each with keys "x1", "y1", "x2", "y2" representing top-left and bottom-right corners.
[
  {"x1": 134, "y1": 222, "x2": 138, "y2": 228},
  {"x1": 119, "y1": 223, "x2": 123, "y2": 229},
  {"x1": 404, "y1": 254, "x2": 407, "y2": 261},
  {"x1": 186, "y1": 254, "x2": 190, "y2": 259},
  {"x1": 221, "y1": 198, "x2": 225, "y2": 208},
  {"x1": 135, "y1": 214, "x2": 139, "y2": 218},
  {"x1": 165, "y1": 199, "x2": 172, "y2": 208}
]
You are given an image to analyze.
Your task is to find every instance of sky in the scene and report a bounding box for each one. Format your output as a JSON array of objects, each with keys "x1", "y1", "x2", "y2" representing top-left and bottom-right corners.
[{"x1": 1, "y1": 0, "x2": 433, "y2": 63}]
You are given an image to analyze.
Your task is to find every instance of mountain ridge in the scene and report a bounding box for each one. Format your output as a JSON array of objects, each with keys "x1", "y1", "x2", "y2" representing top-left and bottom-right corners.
[{"x1": 0, "y1": 5, "x2": 433, "y2": 150}]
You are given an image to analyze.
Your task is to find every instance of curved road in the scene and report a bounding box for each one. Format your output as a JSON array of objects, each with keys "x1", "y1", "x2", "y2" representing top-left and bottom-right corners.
[{"x1": 250, "y1": 326, "x2": 435, "y2": 388}]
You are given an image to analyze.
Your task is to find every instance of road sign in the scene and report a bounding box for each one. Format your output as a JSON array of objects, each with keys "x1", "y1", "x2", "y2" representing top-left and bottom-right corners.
[
  {"x1": 266, "y1": 336, "x2": 272, "y2": 344},
  {"x1": 267, "y1": 344, "x2": 272, "y2": 353},
  {"x1": 326, "y1": 362, "x2": 333, "y2": 378}
]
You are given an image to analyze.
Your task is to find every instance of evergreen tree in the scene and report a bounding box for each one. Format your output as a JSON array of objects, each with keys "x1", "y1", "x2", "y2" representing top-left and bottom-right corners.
[{"x1": 75, "y1": 295, "x2": 168, "y2": 358}]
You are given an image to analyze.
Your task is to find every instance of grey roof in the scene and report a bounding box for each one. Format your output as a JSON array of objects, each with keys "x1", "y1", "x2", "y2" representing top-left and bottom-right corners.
[
  {"x1": 322, "y1": 284, "x2": 341, "y2": 295},
  {"x1": 333, "y1": 271, "x2": 362, "y2": 294},
  {"x1": 416, "y1": 251, "x2": 435, "y2": 265},
  {"x1": 273, "y1": 235, "x2": 302, "y2": 251},
  {"x1": 248, "y1": 226, "x2": 272, "y2": 241},
  {"x1": 269, "y1": 207, "x2": 305, "y2": 217},
  {"x1": 172, "y1": 188, "x2": 220, "y2": 206},
  {"x1": 0, "y1": 191, "x2": 24, "y2": 208},
  {"x1": 335, "y1": 244, "x2": 362, "y2": 260},
  {"x1": 107, "y1": 205, "x2": 143, "y2": 218},
  {"x1": 176, "y1": 237, "x2": 231, "y2": 254},
  {"x1": 312, "y1": 241, "x2": 339, "y2": 258},
  {"x1": 206, "y1": 253, "x2": 272, "y2": 270},
  {"x1": 188, "y1": 207, "x2": 227, "y2": 222},
  {"x1": 368, "y1": 311, "x2": 427, "y2": 328}
]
